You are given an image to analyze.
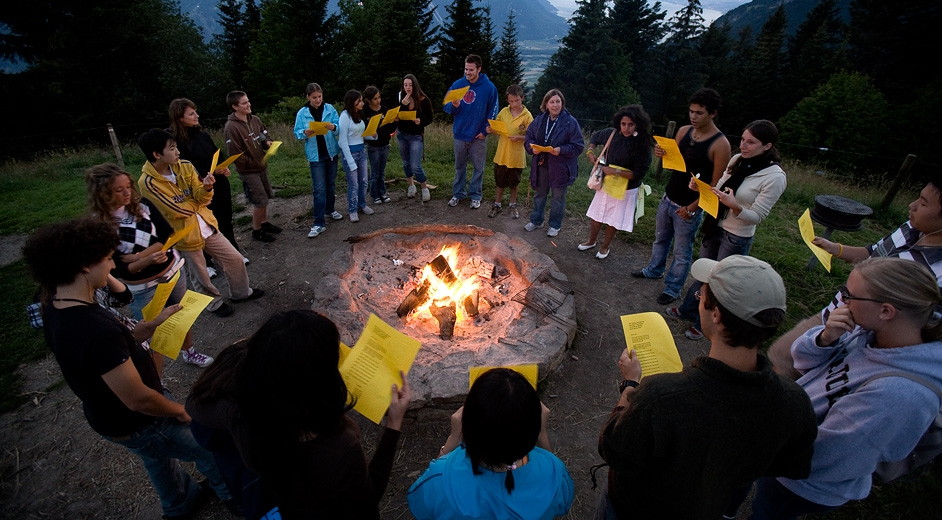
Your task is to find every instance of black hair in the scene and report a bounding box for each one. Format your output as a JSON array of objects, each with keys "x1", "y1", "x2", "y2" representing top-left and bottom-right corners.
[
  {"x1": 611, "y1": 105, "x2": 652, "y2": 139},
  {"x1": 138, "y1": 128, "x2": 174, "y2": 164},
  {"x1": 465, "y1": 54, "x2": 483, "y2": 68},
  {"x1": 188, "y1": 340, "x2": 248, "y2": 405},
  {"x1": 701, "y1": 284, "x2": 785, "y2": 348},
  {"x1": 227, "y1": 90, "x2": 247, "y2": 110},
  {"x1": 689, "y1": 88, "x2": 722, "y2": 115},
  {"x1": 462, "y1": 368, "x2": 541, "y2": 494},
  {"x1": 363, "y1": 85, "x2": 380, "y2": 102},
  {"x1": 23, "y1": 218, "x2": 119, "y2": 300},
  {"x1": 343, "y1": 90, "x2": 362, "y2": 124}
]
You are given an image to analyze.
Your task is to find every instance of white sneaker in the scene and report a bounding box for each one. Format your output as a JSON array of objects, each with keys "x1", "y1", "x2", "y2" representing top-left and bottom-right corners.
[
  {"x1": 547, "y1": 227, "x2": 560, "y2": 237},
  {"x1": 180, "y1": 347, "x2": 214, "y2": 367},
  {"x1": 448, "y1": 197, "x2": 459, "y2": 207},
  {"x1": 207, "y1": 266, "x2": 218, "y2": 278},
  {"x1": 349, "y1": 212, "x2": 360, "y2": 222},
  {"x1": 308, "y1": 225, "x2": 326, "y2": 238},
  {"x1": 421, "y1": 188, "x2": 430, "y2": 202},
  {"x1": 524, "y1": 222, "x2": 539, "y2": 232},
  {"x1": 361, "y1": 205, "x2": 375, "y2": 215},
  {"x1": 242, "y1": 256, "x2": 250, "y2": 265},
  {"x1": 330, "y1": 211, "x2": 343, "y2": 221},
  {"x1": 470, "y1": 199, "x2": 482, "y2": 209},
  {"x1": 407, "y1": 184, "x2": 417, "y2": 198}
]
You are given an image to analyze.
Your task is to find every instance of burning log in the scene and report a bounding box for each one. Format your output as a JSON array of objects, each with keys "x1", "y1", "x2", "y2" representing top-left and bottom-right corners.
[
  {"x1": 463, "y1": 291, "x2": 479, "y2": 317},
  {"x1": 431, "y1": 302, "x2": 457, "y2": 340},
  {"x1": 428, "y1": 255, "x2": 457, "y2": 285},
  {"x1": 396, "y1": 279, "x2": 430, "y2": 317}
]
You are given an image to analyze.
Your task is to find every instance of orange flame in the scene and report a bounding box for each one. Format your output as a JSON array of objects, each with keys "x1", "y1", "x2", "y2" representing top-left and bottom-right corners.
[{"x1": 414, "y1": 245, "x2": 480, "y2": 321}]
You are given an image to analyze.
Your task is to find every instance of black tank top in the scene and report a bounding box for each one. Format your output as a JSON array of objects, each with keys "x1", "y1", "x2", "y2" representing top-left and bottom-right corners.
[{"x1": 664, "y1": 129, "x2": 725, "y2": 206}]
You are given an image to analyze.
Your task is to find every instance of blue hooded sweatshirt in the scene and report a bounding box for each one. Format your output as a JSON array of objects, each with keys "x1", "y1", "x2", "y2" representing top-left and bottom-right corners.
[{"x1": 442, "y1": 73, "x2": 498, "y2": 142}]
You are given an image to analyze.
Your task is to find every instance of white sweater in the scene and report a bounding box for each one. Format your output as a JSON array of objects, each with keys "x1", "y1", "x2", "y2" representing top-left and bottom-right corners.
[
  {"x1": 717, "y1": 153, "x2": 787, "y2": 238},
  {"x1": 338, "y1": 111, "x2": 366, "y2": 170}
]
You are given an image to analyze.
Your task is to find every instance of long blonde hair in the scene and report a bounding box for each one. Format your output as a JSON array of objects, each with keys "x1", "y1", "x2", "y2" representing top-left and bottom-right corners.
[
  {"x1": 855, "y1": 257, "x2": 942, "y2": 342},
  {"x1": 85, "y1": 163, "x2": 141, "y2": 223}
]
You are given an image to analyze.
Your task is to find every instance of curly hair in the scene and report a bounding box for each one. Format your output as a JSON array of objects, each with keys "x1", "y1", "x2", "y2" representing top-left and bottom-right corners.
[
  {"x1": 85, "y1": 163, "x2": 141, "y2": 224},
  {"x1": 23, "y1": 218, "x2": 119, "y2": 298}
]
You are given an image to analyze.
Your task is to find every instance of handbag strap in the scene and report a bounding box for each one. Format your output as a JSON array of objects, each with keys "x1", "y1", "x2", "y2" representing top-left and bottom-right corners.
[{"x1": 593, "y1": 129, "x2": 617, "y2": 169}]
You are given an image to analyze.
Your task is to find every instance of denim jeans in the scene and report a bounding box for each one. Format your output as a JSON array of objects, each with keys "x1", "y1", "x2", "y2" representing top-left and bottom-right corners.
[
  {"x1": 309, "y1": 157, "x2": 338, "y2": 226},
  {"x1": 342, "y1": 148, "x2": 369, "y2": 213},
  {"x1": 106, "y1": 414, "x2": 231, "y2": 517},
  {"x1": 127, "y1": 268, "x2": 188, "y2": 320},
  {"x1": 678, "y1": 226, "x2": 755, "y2": 329},
  {"x1": 642, "y1": 196, "x2": 703, "y2": 298},
  {"x1": 451, "y1": 138, "x2": 486, "y2": 202},
  {"x1": 529, "y1": 163, "x2": 568, "y2": 229},
  {"x1": 367, "y1": 144, "x2": 389, "y2": 199},
  {"x1": 397, "y1": 133, "x2": 427, "y2": 183}
]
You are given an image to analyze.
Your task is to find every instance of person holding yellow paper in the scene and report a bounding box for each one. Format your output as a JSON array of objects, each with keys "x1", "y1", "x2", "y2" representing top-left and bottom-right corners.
[
  {"x1": 485, "y1": 84, "x2": 533, "y2": 220},
  {"x1": 667, "y1": 120, "x2": 786, "y2": 341},
  {"x1": 193, "y1": 310, "x2": 410, "y2": 518},
  {"x1": 409, "y1": 368, "x2": 573, "y2": 519},
  {"x1": 294, "y1": 82, "x2": 343, "y2": 238},
  {"x1": 598, "y1": 255, "x2": 815, "y2": 520},
  {"x1": 577, "y1": 105, "x2": 653, "y2": 259},
  {"x1": 22, "y1": 218, "x2": 236, "y2": 519},
  {"x1": 85, "y1": 163, "x2": 212, "y2": 366},
  {"x1": 338, "y1": 90, "x2": 375, "y2": 222},
  {"x1": 632, "y1": 88, "x2": 731, "y2": 305},
  {"x1": 397, "y1": 74, "x2": 434, "y2": 201},
  {"x1": 362, "y1": 85, "x2": 395, "y2": 206}
]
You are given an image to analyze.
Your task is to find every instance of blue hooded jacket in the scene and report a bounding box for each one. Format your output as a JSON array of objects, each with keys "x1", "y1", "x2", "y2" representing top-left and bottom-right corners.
[{"x1": 442, "y1": 73, "x2": 498, "y2": 142}]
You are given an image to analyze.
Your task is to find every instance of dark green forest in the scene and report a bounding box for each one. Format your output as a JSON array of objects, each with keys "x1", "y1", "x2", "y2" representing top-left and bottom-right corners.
[{"x1": 1, "y1": 0, "x2": 938, "y2": 183}]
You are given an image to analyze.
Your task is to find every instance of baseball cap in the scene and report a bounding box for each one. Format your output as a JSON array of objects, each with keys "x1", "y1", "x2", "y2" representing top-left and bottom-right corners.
[{"x1": 690, "y1": 255, "x2": 786, "y2": 327}]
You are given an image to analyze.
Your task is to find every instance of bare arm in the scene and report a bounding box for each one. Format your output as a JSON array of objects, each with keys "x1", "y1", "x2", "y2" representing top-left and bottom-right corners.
[{"x1": 101, "y1": 359, "x2": 189, "y2": 421}]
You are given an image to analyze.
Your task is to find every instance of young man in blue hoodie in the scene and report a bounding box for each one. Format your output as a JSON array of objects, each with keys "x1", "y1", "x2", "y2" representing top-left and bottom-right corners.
[{"x1": 443, "y1": 54, "x2": 498, "y2": 209}]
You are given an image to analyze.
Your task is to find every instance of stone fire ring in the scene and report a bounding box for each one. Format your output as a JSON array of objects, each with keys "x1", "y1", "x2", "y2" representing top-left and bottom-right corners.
[{"x1": 311, "y1": 225, "x2": 577, "y2": 408}]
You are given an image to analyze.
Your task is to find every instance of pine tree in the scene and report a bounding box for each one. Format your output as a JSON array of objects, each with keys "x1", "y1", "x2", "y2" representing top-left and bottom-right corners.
[
  {"x1": 609, "y1": 0, "x2": 667, "y2": 89},
  {"x1": 436, "y1": 0, "x2": 496, "y2": 95},
  {"x1": 738, "y1": 6, "x2": 787, "y2": 122},
  {"x1": 783, "y1": 0, "x2": 846, "y2": 109},
  {"x1": 213, "y1": 0, "x2": 252, "y2": 88},
  {"x1": 490, "y1": 11, "x2": 525, "y2": 93}
]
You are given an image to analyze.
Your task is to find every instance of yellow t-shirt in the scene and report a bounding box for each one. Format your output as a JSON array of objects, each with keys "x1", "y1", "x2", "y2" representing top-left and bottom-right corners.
[{"x1": 493, "y1": 106, "x2": 533, "y2": 169}]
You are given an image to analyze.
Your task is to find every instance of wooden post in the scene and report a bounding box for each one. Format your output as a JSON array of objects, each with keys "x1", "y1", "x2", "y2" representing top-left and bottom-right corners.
[
  {"x1": 107, "y1": 124, "x2": 125, "y2": 169},
  {"x1": 879, "y1": 154, "x2": 917, "y2": 211},
  {"x1": 655, "y1": 120, "x2": 677, "y2": 181}
]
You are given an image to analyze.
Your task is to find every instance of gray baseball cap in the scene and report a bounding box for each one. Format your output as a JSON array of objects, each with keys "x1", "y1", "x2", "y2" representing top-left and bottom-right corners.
[{"x1": 690, "y1": 255, "x2": 786, "y2": 327}]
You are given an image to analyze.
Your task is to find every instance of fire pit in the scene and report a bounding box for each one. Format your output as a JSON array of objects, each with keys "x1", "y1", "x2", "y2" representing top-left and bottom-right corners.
[{"x1": 311, "y1": 225, "x2": 577, "y2": 407}]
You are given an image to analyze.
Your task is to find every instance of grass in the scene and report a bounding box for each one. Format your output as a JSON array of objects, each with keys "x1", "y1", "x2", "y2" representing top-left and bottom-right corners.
[{"x1": 0, "y1": 122, "x2": 933, "y2": 516}]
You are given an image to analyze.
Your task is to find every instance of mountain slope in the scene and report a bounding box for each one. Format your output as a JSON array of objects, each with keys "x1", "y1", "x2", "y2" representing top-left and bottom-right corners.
[{"x1": 712, "y1": 0, "x2": 850, "y2": 37}]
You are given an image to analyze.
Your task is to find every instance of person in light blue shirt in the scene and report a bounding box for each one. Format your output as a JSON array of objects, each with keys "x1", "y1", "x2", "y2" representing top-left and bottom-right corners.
[{"x1": 294, "y1": 83, "x2": 342, "y2": 238}]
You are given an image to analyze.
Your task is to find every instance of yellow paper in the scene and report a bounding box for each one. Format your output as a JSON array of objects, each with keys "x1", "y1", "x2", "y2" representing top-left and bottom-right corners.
[
  {"x1": 150, "y1": 290, "x2": 214, "y2": 359},
  {"x1": 469, "y1": 364, "x2": 538, "y2": 390},
  {"x1": 208, "y1": 148, "x2": 220, "y2": 177},
  {"x1": 362, "y1": 114, "x2": 381, "y2": 137},
  {"x1": 161, "y1": 219, "x2": 197, "y2": 251},
  {"x1": 338, "y1": 341, "x2": 352, "y2": 368},
  {"x1": 653, "y1": 135, "x2": 687, "y2": 172},
  {"x1": 308, "y1": 121, "x2": 331, "y2": 135},
  {"x1": 487, "y1": 119, "x2": 509, "y2": 136},
  {"x1": 799, "y1": 208, "x2": 832, "y2": 272},
  {"x1": 530, "y1": 144, "x2": 554, "y2": 154},
  {"x1": 601, "y1": 165, "x2": 630, "y2": 200},
  {"x1": 340, "y1": 314, "x2": 421, "y2": 424},
  {"x1": 398, "y1": 111, "x2": 416, "y2": 121},
  {"x1": 141, "y1": 270, "x2": 180, "y2": 322},
  {"x1": 381, "y1": 106, "x2": 400, "y2": 127},
  {"x1": 620, "y1": 312, "x2": 683, "y2": 378},
  {"x1": 216, "y1": 152, "x2": 242, "y2": 171},
  {"x1": 262, "y1": 141, "x2": 282, "y2": 164},
  {"x1": 693, "y1": 175, "x2": 719, "y2": 218},
  {"x1": 443, "y1": 86, "x2": 470, "y2": 104}
]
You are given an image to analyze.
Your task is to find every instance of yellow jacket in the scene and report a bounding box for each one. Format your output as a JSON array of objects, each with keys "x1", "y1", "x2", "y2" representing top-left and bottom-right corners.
[{"x1": 138, "y1": 160, "x2": 217, "y2": 251}]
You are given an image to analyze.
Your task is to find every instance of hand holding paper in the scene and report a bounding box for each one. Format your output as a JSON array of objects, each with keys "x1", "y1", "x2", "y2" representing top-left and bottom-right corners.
[
  {"x1": 444, "y1": 86, "x2": 470, "y2": 105},
  {"x1": 381, "y1": 106, "x2": 400, "y2": 126},
  {"x1": 692, "y1": 175, "x2": 719, "y2": 218},
  {"x1": 150, "y1": 290, "x2": 214, "y2": 359},
  {"x1": 308, "y1": 121, "x2": 331, "y2": 135},
  {"x1": 530, "y1": 144, "x2": 554, "y2": 154},
  {"x1": 262, "y1": 141, "x2": 282, "y2": 164},
  {"x1": 362, "y1": 114, "x2": 381, "y2": 137},
  {"x1": 620, "y1": 312, "x2": 683, "y2": 378},
  {"x1": 487, "y1": 119, "x2": 509, "y2": 136},
  {"x1": 653, "y1": 136, "x2": 687, "y2": 172},
  {"x1": 799, "y1": 209, "x2": 832, "y2": 272}
]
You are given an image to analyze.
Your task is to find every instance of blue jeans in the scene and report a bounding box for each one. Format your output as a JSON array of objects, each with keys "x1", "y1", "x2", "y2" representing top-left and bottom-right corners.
[
  {"x1": 642, "y1": 196, "x2": 703, "y2": 298},
  {"x1": 367, "y1": 144, "x2": 389, "y2": 199},
  {"x1": 678, "y1": 226, "x2": 754, "y2": 328},
  {"x1": 529, "y1": 163, "x2": 568, "y2": 229},
  {"x1": 107, "y1": 413, "x2": 231, "y2": 517},
  {"x1": 127, "y1": 269, "x2": 188, "y2": 320},
  {"x1": 397, "y1": 133, "x2": 427, "y2": 183},
  {"x1": 342, "y1": 148, "x2": 369, "y2": 213},
  {"x1": 749, "y1": 478, "x2": 834, "y2": 520},
  {"x1": 309, "y1": 157, "x2": 338, "y2": 226},
  {"x1": 451, "y1": 138, "x2": 486, "y2": 202}
]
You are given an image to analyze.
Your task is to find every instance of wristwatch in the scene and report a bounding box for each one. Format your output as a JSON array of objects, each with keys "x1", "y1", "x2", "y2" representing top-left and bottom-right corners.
[{"x1": 618, "y1": 379, "x2": 639, "y2": 394}]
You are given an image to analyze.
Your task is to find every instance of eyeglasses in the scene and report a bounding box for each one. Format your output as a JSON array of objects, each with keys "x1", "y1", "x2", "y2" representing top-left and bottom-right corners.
[{"x1": 839, "y1": 285, "x2": 882, "y2": 303}]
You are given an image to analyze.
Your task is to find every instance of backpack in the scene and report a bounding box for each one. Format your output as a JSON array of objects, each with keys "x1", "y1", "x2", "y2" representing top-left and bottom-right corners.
[{"x1": 858, "y1": 371, "x2": 942, "y2": 482}]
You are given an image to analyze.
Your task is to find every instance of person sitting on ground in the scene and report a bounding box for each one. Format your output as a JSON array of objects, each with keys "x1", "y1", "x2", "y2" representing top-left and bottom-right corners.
[
  {"x1": 22, "y1": 218, "x2": 236, "y2": 519},
  {"x1": 769, "y1": 179, "x2": 942, "y2": 379},
  {"x1": 598, "y1": 255, "x2": 816, "y2": 520},
  {"x1": 408, "y1": 368, "x2": 574, "y2": 519},
  {"x1": 749, "y1": 258, "x2": 942, "y2": 519},
  {"x1": 137, "y1": 128, "x2": 263, "y2": 317}
]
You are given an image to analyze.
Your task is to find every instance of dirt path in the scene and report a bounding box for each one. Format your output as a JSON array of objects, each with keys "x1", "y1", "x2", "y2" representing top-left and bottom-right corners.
[{"x1": 0, "y1": 189, "x2": 708, "y2": 519}]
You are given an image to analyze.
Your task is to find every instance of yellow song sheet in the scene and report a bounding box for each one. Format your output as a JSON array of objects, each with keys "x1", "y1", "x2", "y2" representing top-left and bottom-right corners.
[
  {"x1": 398, "y1": 111, "x2": 416, "y2": 121},
  {"x1": 216, "y1": 152, "x2": 242, "y2": 171},
  {"x1": 338, "y1": 341, "x2": 352, "y2": 368},
  {"x1": 381, "y1": 106, "x2": 400, "y2": 127},
  {"x1": 340, "y1": 314, "x2": 421, "y2": 424},
  {"x1": 530, "y1": 144, "x2": 554, "y2": 154},
  {"x1": 208, "y1": 148, "x2": 220, "y2": 177},
  {"x1": 469, "y1": 364, "x2": 538, "y2": 390},
  {"x1": 601, "y1": 165, "x2": 630, "y2": 200},
  {"x1": 141, "y1": 270, "x2": 180, "y2": 322},
  {"x1": 150, "y1": 290, "x2": 214, "y2": 359},
  {"x1": 261, "y1": 141, "x2": 282, "y2": 164},
  {"x1": 692, "y1": 174, "x2": 719, "y2": 218},
  {"x1": 161, "y1": 219, "x2": 196, "y2": 251},
  {"x1": 362, "y1": 114, "x2": 381, "y2": 137},
  {"x1": 444, "y1": 86, "x2": 470, "y2": 104},
  {"x1": 799, "y1": 208, "x2": 832, "y2": 272},
  {"x1": 487, "y1": 119, "x2": 509, "y2": 136},
  {"x1": 653, "y1": 135, "x2": 687, "y2": 173},
  {"x1": 620, "y1": 312, "x2": 683, "y2": 379},
  {"x1": 308, "y1": 121, "x2": 331, "y2": 135}
]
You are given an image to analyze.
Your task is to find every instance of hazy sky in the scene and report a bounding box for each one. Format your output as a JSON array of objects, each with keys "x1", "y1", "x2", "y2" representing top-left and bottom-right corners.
[{"x1": 546, "y1": 0, "x2": 745, "y2": 24}]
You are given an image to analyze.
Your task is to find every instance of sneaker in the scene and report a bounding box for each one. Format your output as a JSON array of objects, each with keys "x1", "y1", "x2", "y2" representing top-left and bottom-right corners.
[
  {"x1": 252, "y1": 229, "x2": 275, "y2": 242},
  {"x1": 374, "y1": 197, "x2": 383, "y2": 205},
  {"x1": 361, "y1": 205, "x2": 375, "y2": 215},
  {"x1": 261, "y1": 222, "x2": 282, "y2": 234},
  {"x1": 407, "y1": 184, "x2": 417, "y2": 198},
  {"x1": 657, "y1": 292, "x2": 677, "y2": 305},
  {"x1": 524, "y1": 222, "x2": 539, "y2": 232},
  {"x1": 206, "y1": 266, "x2": 218, "y2": 278},
  {"x1": 684, "y1": 326, "x2": 704, "y2": 340},
  {"x1": 211, "y1": 302, "x2": 234, "y2": 317},
  {"x1": 470, "y1": 199, "x2": 482, "y2": 209},
  {"x1": 382, "y1": 195, "x2": 392, "y2": 203},
  {"x1": 488, "y1": 203, "x2": 502, "y2": 218},
  {"x1": 242, "y1": 256, "x2": 250, "y2": 265},
  {"x1": 232, "y1": 288, "x2": 265, "y2": 303},
  {"x1": 664, "y1": 307, "x2": 683, "y2": 319},
  {"x1": 448, "y1": 197, "x2": 459, "y2": 207},
  {"x1": 349, "y1": 212, "x2": 360, "y2": 222},
  {"x1": 180, "y1": 347, "x2": 214, "y2": 368},
  {"x1": 631, "y1": 269, "x2": 648, "y2": 279},
  {"x1": 330, "y1": 211, "x2": 344, "y2": 221},
  {"x1": 547, "y1": 227, "x2": 560, "y2": 237},
  {"x1": 509, "y1": 203, "x2": 519, "y2": 219},
  {"x1": 421, "y1": 188, "x2": 430, "y2": 202},
  {"x1": 308, "y1": 225, "x2": 326, "y2": 238}
]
